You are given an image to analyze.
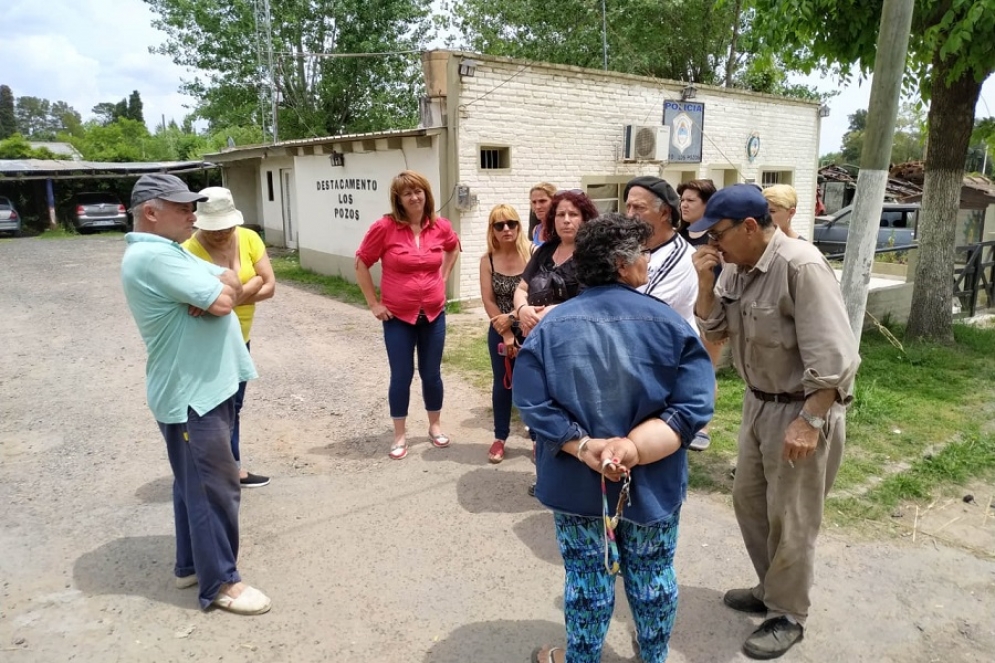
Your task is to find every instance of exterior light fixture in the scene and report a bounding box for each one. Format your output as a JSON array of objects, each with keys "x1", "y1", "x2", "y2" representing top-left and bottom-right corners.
[
  {"x1": 819, "y1": 104, "x2": 831, "y2": 118},
  {"x1": 458, "y1": 58, "x2": 478, "y2": 78},
  {"x1": 329, "y1": 151, "x2": 345, "y2": 167},
  {"x1": 681, "y1": 83, "x2": 697, "y2": 101}
]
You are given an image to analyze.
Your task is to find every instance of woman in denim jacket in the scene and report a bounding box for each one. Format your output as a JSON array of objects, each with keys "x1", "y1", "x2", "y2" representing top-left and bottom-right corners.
[{"x1": 513, "y1": 213, "x2": 715, "y2": 663}]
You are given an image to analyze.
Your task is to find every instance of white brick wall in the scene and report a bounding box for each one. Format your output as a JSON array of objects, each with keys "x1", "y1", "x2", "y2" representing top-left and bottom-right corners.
[{"x1": 452, "y1": 57, "x2": 821, "y2": 301}]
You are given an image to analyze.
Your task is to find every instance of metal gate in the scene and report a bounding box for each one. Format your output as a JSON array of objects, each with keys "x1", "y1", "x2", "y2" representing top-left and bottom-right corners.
[{"x1": 953, "y1": 240, "x2": 995, "y2": 317}]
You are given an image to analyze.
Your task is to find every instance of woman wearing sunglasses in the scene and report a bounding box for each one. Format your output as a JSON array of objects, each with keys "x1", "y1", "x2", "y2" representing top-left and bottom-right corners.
[
  {"x1": 513, "y1": 213, "x2": 714, "y2": 663},
  {"x1": 478, "y1": 204, "x2": 531, "y2": 463},
  {"x1": 182, "y1": 187, "x2": 276, "y2": 488}
]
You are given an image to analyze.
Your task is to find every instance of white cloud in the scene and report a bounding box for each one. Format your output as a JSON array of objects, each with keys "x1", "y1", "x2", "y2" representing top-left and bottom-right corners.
[
  {"x1": 0, "y1": 0, "x2": 198, "y2": 128},
  {"x1": 795, "y1": 70, "x2": 995, "y2": 155}
]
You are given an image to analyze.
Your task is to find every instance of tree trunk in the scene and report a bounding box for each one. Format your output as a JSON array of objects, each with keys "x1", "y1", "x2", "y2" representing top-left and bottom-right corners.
[
  {"x1": 724, "y1": 0, "x2": 743, "y2": 87},
  {"x1": 905, "y1": 59, "x2": 982, "y2": 343}
]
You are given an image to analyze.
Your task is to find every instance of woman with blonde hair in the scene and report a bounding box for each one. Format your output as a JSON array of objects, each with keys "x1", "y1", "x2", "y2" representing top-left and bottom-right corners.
[
  {"x1": 529, "y1": 182, "x2": 557, "y2": 246},
  {"x1": 479, "y1": 204, "x2": 531, "y2": 463},
  {"x1": 355, "y1": 171, "x2": 461, "y2": 460},
  {"x1": 763, "y1": 184, "x2": 801, "y2": 238}
]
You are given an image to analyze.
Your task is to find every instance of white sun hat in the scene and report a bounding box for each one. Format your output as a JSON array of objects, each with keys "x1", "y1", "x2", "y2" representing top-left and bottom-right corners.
[{"x1": 194, "y1": 187, "x2": 244, "y2": 230}]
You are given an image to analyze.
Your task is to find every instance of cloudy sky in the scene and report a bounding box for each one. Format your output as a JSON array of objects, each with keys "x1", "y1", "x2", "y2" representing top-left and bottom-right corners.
[{"x1": 2, "y1": 0, "x2": 993, "y2": 153}]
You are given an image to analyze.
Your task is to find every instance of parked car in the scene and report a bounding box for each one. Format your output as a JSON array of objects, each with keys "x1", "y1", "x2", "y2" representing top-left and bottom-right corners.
[
  {"x1": 0, "y1": 196, "x2": 22, "y2": 236},
  {"x1": 72, "y1": 192, "x2": 129, "y2": 233},
  {"x1": 812, "y1": 202, "x2": 920, "y2": 256}
]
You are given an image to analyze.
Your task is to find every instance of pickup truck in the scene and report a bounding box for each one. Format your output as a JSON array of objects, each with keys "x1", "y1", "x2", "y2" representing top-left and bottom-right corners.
[{"x1": 812, "y1": 202, "x2": 919, "y2": 256}]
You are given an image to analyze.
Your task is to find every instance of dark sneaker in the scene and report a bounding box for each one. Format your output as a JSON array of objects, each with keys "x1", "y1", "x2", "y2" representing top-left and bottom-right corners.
[
  {"x1": 723, "y1": 587, "x2": 767, "y2": 613},
  {"x1": 240, "y1": 473, "x2": 270, "y2": 488},
  {"x1": 689, "y1": 430, "x2": 711, "y2": 451},
  {"x1": 743, "y1": 617, "x2": 804, "y2": 660}
]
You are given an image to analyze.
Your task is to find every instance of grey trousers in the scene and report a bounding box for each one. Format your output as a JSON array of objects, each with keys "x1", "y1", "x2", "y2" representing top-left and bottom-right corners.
[{"x1": 732, "y1": 393, "x2": 845, "y2": 625}]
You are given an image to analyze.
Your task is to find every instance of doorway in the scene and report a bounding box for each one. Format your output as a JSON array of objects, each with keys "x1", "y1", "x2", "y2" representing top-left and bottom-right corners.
[{"x1": 280, "y1": 168, "x2": 296, "y2": 249}]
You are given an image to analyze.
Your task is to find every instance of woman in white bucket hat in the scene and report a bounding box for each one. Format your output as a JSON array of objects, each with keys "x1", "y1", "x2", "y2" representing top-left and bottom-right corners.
[{"x1": 183, "y1": 186, "x2": 276, "y2": 488}]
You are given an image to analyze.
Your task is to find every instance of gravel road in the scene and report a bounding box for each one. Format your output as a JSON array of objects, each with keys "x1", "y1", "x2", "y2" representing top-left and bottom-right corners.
[{"x1": 1, "y1": 235, "x2": 993, "y2": 662}]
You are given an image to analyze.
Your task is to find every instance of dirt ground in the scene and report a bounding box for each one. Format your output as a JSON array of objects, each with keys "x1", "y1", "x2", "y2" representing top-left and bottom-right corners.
[{"x1": 1, "y1": 236, "x2": 993, "y2": 663}]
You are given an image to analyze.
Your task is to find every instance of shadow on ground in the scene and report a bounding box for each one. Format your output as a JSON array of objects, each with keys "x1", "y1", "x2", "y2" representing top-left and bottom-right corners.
[
  {"x1": 73, "y1": 535, "x2": 195, "y2": 610},
  {"x1": 309, "y1": 432, "x2": 392, "y2": 460},
  {"x1": 424, "y1": 619, "x2": 631, "y2": 663},
  {"x1": 456, "y1": 467, "x2": 545, "y2": 515},
  {"x1": 134, "y1": 476, "x2": 172, "y2": 504},
  {"x1": 512, "y1": 511, "x2": 561, "y2": 566}
]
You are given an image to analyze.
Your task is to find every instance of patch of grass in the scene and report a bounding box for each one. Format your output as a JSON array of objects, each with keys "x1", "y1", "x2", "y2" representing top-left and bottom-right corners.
[
  {"x1": 442, "y1": 323, "x2": 491, "y2": 391},
  {"x1": 38, "y1": 226, "x2": 81, "y2": 239},
  {"x1": 442, "y1": 316, "x2": 995, "y2": 526},
  {"x1": 269, "y1": 251, "x2": 367, "y2": 306}
]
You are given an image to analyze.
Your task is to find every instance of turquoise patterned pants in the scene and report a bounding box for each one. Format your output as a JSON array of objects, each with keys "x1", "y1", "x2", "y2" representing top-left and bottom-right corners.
[{"x1": 553, "y1": 510, "x2": 680, "y2": 663}]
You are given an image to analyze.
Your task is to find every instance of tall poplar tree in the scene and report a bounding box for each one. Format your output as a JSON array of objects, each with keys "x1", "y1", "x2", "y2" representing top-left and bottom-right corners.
[
  {"x1": 144, "y1": 0, "x2": 433, "y2": 138},
  {"x1": 0, "y1": 85, "x2": 15, "y2": 139}
]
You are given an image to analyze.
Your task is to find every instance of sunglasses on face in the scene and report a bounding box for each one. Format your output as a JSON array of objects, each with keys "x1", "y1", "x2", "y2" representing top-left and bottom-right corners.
[{"x1": 492, "y1": 220, "x2": 520, "y2": 231}]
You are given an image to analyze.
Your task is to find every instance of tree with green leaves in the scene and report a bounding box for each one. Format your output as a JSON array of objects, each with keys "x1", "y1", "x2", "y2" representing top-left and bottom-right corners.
[
  {"x1": 13, "y1": 96, "x2": 81, "y2": 140},
  {"x1": 127, "y1": 90, "x2": 144, "y2": 124},
  {"x1": 0, "y1": 85, "x2": 15, "y2": 140},
  {"x1": 144, "y1": 0, "x2": 433, "y2": 139},
  {"x1": 0, "y1": 133, "x2": 57, "y2": 159},
  {"x1": 446, "y1": 0, "x2": 739, "y2": 84},
  {"x1": 839, "y1": 104, "x2": 924, "y2": 165},
  {"x1": 748, "y1": 0, "x2": 995, "y2": 342}
]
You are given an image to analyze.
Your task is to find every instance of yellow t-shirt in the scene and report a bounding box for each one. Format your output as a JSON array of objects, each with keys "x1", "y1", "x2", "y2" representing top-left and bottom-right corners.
[{"x1": 182, "y1": 227, "x2": 266, "y2": 342}]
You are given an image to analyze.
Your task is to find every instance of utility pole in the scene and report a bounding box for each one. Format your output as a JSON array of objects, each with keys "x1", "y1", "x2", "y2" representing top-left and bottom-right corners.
[
  {"x1": 601, "y1": 0, "x2": 608, "y2": 70},
  {"x1": 839, "y1": 0, "x2": 915, "y2": 344},
  {"x1": 253, "y1": 0, "x2": 276, "y2": 143}
]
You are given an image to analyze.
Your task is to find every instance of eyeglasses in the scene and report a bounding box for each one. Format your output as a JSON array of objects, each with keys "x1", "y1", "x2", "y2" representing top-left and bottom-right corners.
[
  {"x1": 707, "y1": 220, "x2": 743, "y2": 242},
  {"x1": 492, "y1": 221, "x2": 520, "y2": 231}
]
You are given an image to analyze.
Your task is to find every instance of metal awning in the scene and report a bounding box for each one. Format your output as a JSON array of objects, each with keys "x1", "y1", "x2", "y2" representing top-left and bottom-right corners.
[{"x1": 0, "y1": 159, "x2": 217, "y2": 181}]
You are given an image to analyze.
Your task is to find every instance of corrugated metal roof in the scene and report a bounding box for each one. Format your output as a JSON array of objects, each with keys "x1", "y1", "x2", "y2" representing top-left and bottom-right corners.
[
  {"x1": 0, "y1": 159, "x2": 217, "y2": 181},
  {"x1": 28, "y1": 141, "x2": 83, "y2": 160},
  {"x1": 203, "y1": 127, "x2": 435, "y2": 160}
]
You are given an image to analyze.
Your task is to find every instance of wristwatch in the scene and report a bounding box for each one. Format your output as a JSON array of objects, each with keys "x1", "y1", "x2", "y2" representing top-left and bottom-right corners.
[{"x1": 798, "y1": 410, "x2": 826, "y2": 429}]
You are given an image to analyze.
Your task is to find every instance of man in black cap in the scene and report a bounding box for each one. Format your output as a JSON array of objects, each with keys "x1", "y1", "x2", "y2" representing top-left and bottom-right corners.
[
  {"x1": 121, "y1": 173, "x2": 271, "y2": 615},
  {"x1": 624, "y1": 176, "x2": 707, "y2": 452},
  {"x1": 690, "y1": 184, "x2": 858, "y2": 659}
]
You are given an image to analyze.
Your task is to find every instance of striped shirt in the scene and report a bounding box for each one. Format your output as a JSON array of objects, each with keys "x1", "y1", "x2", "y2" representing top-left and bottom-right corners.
[{"x1": 637, "y1": 232, "x2": 699, "y2": 332}]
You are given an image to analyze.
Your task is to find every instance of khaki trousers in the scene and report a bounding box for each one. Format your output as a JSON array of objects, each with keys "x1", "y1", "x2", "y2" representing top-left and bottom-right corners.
[{"x1": 732, "y1": 393, "x2": 845, "y2": 625}]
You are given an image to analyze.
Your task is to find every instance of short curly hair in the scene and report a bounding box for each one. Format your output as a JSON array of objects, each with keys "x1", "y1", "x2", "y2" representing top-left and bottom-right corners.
[
  {"x1": 574, "y1": 213, "x2": 653, "y2": 287},
  {"x1": 543, "y1": 190, "x2": 600, "y2": 242}
]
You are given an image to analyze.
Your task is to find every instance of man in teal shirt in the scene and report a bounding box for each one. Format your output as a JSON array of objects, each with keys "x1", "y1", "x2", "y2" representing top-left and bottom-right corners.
[{"x1": 121, "y1": 173, "x2": 270, "y2": 615}]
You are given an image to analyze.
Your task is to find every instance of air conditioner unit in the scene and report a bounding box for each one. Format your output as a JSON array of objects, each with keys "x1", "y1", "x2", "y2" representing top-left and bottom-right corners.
[{"x1": 623, "y1": 124, "x2": 670, "y2": 162}]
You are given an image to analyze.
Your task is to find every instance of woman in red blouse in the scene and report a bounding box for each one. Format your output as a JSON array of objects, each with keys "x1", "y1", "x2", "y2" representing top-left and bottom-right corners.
[{"x1": 355, "y1": 171, "x2": 461, "y2": 460}]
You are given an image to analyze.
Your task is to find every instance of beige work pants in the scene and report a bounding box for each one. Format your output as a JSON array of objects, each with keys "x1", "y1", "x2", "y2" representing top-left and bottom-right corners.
[{"x1": 732, "y1": 393, "x2": 846, "y2": 625}]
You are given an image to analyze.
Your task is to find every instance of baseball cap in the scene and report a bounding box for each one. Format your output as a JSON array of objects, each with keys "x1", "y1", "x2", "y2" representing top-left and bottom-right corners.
[
  {"x1": 131, "y1": 173, "x2": 209, "y2": 209},
  {"x1": 623, "y1": 176, "x2": 682, "y2": 224},
  {"x1": 688, "y1": 184, "x2": 769, "y2": 233}
]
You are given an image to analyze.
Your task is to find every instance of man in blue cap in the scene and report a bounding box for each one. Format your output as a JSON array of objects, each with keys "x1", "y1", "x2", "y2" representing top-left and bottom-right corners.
[
  {"x1": 690, "y1": 184, "x2": 859, "y2": 659},
  {"x1": 121, "y1": 173, "x2": 271, "y2": 615}
]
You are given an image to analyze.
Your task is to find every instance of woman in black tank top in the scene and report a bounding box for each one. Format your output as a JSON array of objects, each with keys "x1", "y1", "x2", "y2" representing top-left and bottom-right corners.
[{"x1": 479, "y1": 204, "x2": 530, "y2": 463}]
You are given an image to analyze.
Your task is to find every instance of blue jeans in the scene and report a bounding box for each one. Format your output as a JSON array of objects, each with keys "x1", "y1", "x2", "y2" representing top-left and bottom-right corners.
[
  {"x1": 382, "y1": 312, "x2": 446, "y2": 418},
  {"x1": 553, "y1": 511, "x2": 681, "y2": 663},
  {"x1": 487, "y1": 326, "x2": 514, "y2": 440},
  {"x1": 159, "y1": 399, "x2": 242, "y2": 609},
  {"x1": 231, "y1": 341, "x2": 250, "y2": 466}
]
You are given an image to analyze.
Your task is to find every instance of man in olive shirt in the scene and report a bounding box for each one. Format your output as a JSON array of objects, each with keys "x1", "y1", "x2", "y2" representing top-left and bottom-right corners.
[{"x1": 690, "y1": 185, "x2": 859, "y2": 660}]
